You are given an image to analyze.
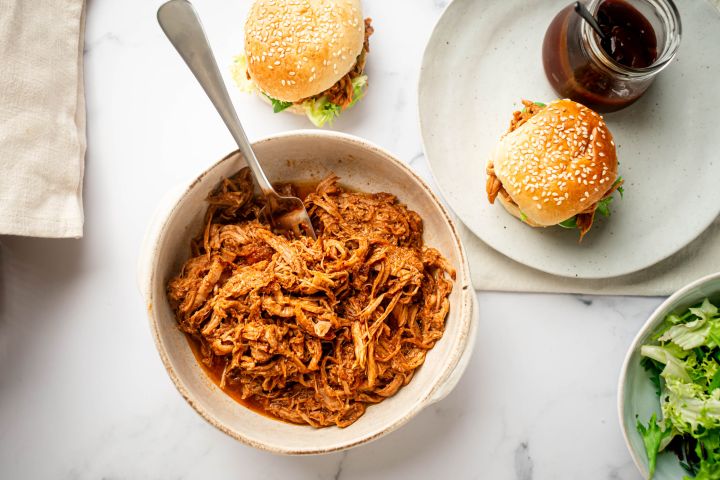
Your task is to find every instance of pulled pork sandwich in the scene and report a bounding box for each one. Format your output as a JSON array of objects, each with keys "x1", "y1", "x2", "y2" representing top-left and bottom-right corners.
[
  {"x1": 486, "y1": 99, "x2": 624, "y2": 240},
  {"x1": 231, "y1": 0, "x2": 373, "y2": 127},
  {"x1": 167, "y1": 169, "x2": 454, "y2": 428}
]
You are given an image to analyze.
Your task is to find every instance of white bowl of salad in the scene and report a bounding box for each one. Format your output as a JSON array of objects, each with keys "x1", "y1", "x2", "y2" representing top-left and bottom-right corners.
[{"x1": 619, "y1": 272, "x2": 720, "y2": 479}]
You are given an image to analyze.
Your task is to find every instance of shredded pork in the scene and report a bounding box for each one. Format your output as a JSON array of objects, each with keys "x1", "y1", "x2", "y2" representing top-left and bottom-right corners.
[{"x1": 167, "y1": 168, "x2": 454, "y2": 428}]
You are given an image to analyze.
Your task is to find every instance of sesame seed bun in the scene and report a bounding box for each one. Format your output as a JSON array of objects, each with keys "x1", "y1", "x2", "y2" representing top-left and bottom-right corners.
[
  {"x1": 244, "y1": 0, "x2": 365, "y2": 103},
  {"x1": 496, "y1": 192, "x2": 543, "y2": 227},
  {"x1": 489, "y1": 99, "x2": 618, "y2": 226}
]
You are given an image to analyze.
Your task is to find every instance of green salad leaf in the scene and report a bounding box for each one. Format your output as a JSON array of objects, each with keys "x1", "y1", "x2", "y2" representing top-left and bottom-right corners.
[
  {"x1": 348, "y1": 75, "x2": 368, "y2": 108},
  {"x1": 637, "y1": 413, "x2": 674, "y2": 479},
  {"x1": 303, "y1": 97, "x2": 342, "y2": 127},
  {"x1": 521, "y1": 101, "x2": 546, "y2": 113},
  {"x1": 230, "y1": 54, "x2": 256, "y2": 93},
  {"x1": 263, "y1": 94, "x2": 293, "y2": 113},
  {"x1": 302, "y1": 75, "x2": 368, "y2": 127},
  {"x1": 637, "y1": 298, "x2": 720, "y2": 479},
  {"x1": 554, "y1": 176, "x2": 624, "y2": 232},
  {"x1": 641, "y1": 356, "x2": 665, "y2": 396},
  {"x1": 558, "y1": 216, "x2": 578, "y2": 229},
  {"x1": 613, "y1": 176, "x2": 625, "y2": 197},
  {"x1": 596, "y1": 196, "x2": 614, "y2": 217}
]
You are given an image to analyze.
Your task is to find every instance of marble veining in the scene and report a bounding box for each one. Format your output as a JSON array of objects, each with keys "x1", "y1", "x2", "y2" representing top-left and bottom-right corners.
[
  {"x1": 0, "y1": 0, "x2": 663, "y2": 479},
  {"x1": 514, "y1": 442, "x2": 534, "y2": 480}
]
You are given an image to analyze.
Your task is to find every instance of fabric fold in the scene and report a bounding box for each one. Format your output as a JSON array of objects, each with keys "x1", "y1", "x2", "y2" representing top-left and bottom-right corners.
[
  {"x1": 464, "y1": 218, "x2": 720, "y2": 296},
  {"x1": 0, "y1": 0, "x2": 87, "y2": 238}
]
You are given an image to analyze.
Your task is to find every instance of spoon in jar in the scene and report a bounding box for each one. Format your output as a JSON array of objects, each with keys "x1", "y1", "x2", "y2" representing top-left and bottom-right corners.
[
  {"x1": 157, "y1": 0, "x2": 317, "y2": 240},
  {"x1": 574, "y1": 1, "x2": 607, "y2": 42}
]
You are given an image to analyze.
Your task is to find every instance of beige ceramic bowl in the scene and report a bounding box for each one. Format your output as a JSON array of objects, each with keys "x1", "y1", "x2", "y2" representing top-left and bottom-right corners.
[{"x1": 138, "y1": 130, "x2": 478, "y2": 454}]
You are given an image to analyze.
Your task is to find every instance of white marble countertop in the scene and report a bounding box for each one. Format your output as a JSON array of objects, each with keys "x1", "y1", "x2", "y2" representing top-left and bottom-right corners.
[{"x1": 0, "y1": 0, "x2": 658, "y2": 478}]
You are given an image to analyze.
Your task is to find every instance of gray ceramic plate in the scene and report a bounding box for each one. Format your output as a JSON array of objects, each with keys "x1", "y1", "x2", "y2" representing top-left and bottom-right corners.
[{"x1": 419, "y1": 0, "x2": 720, "y2": 279}]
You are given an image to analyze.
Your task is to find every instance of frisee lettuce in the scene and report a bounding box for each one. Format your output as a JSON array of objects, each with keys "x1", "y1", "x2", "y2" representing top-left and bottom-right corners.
[
  {"x1": 348, "y1": 75, "x2": 368, "y2": 108},
  {"x1": 302, "y1": 75, "x2": 368, "y2": 127},
  {"x1": 638, "y1": 298, "x2": 720, "y2": 478},
  {"x1": 302, "y1": 97, "x2": 342, "y2": 127},
  {"x1": 230, "y1": 53, "x2": 368, "y2": 127},
  {"x1": 230, "y1": 54, "x2": 256, "y2": 93}
]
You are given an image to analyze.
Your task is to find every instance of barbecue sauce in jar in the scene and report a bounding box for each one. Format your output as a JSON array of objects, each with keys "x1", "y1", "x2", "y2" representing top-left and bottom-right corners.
[
  {"x1": 542, "y1": 0, "x2": 678, "y2": 113},
  {"x1": 596, "y1": 0, "x2": 657, "y2": 68}
]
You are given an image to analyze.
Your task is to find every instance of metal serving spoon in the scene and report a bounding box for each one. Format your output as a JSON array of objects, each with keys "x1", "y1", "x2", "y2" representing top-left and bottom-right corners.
[{"x1": 157, "y1": 0, "x2": 317, "y2": 239}]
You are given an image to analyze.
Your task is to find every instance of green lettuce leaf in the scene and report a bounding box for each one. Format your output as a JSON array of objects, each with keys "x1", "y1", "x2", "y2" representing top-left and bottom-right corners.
[
  {"x1": 693, "y1": 460, "x2": 720, "y2": 480},
  {"x1": 302, "y1": 97, "x2": 342, "y2": 127},
  {"x1": 521, "y1": 101, "x2": 546, "y2": 113},
  {"x1": 348, "y1": 75, "x2": 368, "y2": 108},
  {"x1": 641, "y1": 344, "x2": 691, "y2": 382},
  {"x1": 663, "y1": 378, "x2": 720, "y2": 433},
  {"x1": 637, "y1": 413, "x2": 674, "y2": 479},
  {"x1": 658, "y1": 300, "x2": 720, "y2": 350},
  {"x1": 659, "y1": 318, "x2": 715, "y2": 350},
  {"x1": 596, "y1": 196, "x2": 614, "y2": 217},
  {"x1": 302, "y1": 75, "x2": 368, "y2": 127},
  {"x1": 263, "y1": 94, "x2": 293, "y2": 113},
  {"x1": 641, "y1": 356, "x2": 665, "y2": 396},
  {"x1": 638, "y1": 299, "x2": 720, "y2": 478},
  {"x1": 613, "y1": 176, "x2": 625, "y2": 197},
  {"x1": 691, "y1": 299, "x2": 720, "y2": 322},
  {"x1": 558, "y1": 216, "x2": 578, "y2": 229},
  {"x1": 230, "y1": 54, "x2": 256, "y2": 93}
]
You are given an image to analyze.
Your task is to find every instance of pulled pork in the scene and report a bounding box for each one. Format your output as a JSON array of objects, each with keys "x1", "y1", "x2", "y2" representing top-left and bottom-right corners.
[
  {"x1": 574, "y1": 177, "x2": 624, "y2": 239},
  {"x1": 305, "y1": 18, "x2": 374, "y2": 108},
  {"x1": 167, "y1": 168, "x2": 454, "y2": 428}
]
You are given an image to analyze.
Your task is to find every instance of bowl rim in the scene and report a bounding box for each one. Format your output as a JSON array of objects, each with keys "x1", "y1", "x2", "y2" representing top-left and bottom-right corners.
[
  {"x1": 143, "y1": 129, "x2": 476, "y2": 454},
  {"x1": 617, "y1": 271, "x2": 720, "y2": 477}
]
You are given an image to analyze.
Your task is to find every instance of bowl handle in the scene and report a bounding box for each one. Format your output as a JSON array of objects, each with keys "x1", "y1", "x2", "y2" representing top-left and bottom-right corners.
[
  {"x1": 426, "y1": 292, "x2": 479, "y2": 405},
  {"x1": 136, "y1": 184, "x2": 187, "y2": 302}
]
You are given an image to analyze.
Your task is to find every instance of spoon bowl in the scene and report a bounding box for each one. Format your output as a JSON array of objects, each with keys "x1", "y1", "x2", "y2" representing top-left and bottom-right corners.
[{"x1": 157, "y1": 0, "x2": 316, "y2": 239}]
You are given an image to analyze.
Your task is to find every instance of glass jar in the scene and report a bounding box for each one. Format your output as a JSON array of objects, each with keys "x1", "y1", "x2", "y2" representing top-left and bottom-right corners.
[{"x1": 542, "y1": 0, "x2": 681, "y2": 113}]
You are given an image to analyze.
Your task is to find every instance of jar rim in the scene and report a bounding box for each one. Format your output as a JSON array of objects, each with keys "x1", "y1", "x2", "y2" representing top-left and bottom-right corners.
[{"x1": 582, "y1": 0, "x2": 682, "y2": 77}]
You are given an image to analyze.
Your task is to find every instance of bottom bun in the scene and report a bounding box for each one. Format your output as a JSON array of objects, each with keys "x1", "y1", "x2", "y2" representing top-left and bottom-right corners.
[{"x1": 498, "y1": 192, "x2": 544, "y2": 228}]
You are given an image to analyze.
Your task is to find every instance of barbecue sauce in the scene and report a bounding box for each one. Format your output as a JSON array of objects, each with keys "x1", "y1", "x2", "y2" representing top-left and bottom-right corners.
[
  {"x1": 597, "y1": 0, "x2": 658, "y2": 68},
  {"x1": 543, "y1": 0, "x2": 660, "y2": 112},
  {"x1": 186, "y1": 334, "x2": 280, "y2": 421}
]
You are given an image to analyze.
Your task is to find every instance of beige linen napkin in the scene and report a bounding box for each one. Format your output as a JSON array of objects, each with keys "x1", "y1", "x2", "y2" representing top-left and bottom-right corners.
[
  {"x1": 0, "y1": 0, "x2": 86, "y2": 238},
  {"x1": 464, "y1": 217, "x2": 720, "y2": 296}
]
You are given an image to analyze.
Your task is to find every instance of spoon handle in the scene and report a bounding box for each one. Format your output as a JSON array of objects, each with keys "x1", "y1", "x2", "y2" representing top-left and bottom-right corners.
[
  {"x1": 574, "y1": 1, "x2": 607, "y2": 41},
  {"x1": 157, "y1": 0, "x2": 275, "y2": 196}
]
